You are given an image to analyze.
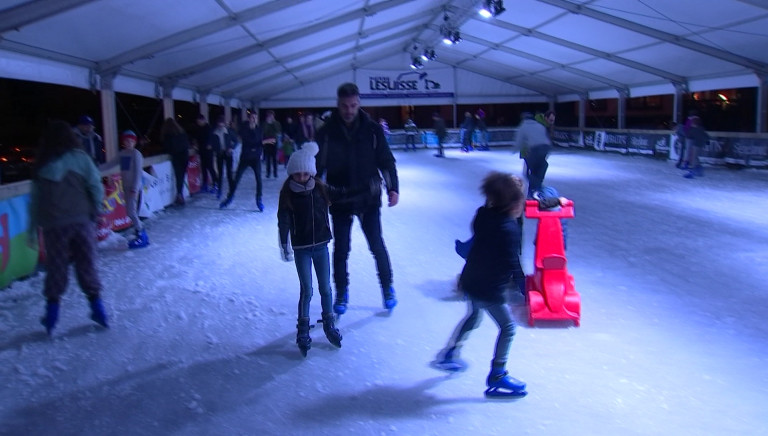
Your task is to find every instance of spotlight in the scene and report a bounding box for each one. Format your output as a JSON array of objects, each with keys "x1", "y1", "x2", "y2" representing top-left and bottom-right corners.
[
  {"x1": 421, "y1": 48, "x2": 436, "y2": 61},
  {"x1": 410, "y1": 57, "x2": 424, "y2": 69},
  {"x1": 479, "y1": 0, "x2": 505, "y2": 18},
  {"x1": 441, "y1": 29, "x2": 461, "y2": 45},
  {"x1": 440, "y1": 12, "x2": 461, "y2": 45}
]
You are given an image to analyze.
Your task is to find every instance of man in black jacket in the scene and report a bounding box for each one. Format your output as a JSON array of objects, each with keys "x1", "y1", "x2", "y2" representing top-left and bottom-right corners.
[
  {"x1": 316, "y1": 82, "x2": 399, "y2": 316},
  {"x1": 220, "y1": 112, "x2": 264, "y2": 211}
]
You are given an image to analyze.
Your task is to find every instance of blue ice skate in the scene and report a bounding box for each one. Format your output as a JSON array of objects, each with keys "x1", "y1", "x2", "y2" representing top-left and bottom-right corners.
[
  {"x1": 430, "y1": 348, "x2": 467, "y2": 373},
  {"x1": 40, "y1": 302, "x2": 59, "y2": 335},
  {"x1": 128, "y1": 229, "x2": 149, "y2": 249},
  {"x1": 333, "y1": 289, "x2": 348, "y2": 319},
  {"x1": 383, "y1": 286, "x2": 397, "y2": 312},
  {"x1": 89, "y1": 298, "x2": 109, "y2": 328},
  {"x1": 219, "y1": 196, "x2": 233, "y2": 209},
  {"x1": 485, "y1": 369, "x2": 527, "y2": 399}
]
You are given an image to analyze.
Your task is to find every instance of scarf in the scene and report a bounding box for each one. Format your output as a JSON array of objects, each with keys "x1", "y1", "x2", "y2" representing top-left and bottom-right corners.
[{"x1": 289, "y1": 177, "x2": 315, "y2": 193}]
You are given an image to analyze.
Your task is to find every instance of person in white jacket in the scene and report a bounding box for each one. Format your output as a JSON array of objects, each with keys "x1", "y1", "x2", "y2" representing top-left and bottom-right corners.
[{"x1": 516, "y1": 112, "x2": 552, "y2": 198}]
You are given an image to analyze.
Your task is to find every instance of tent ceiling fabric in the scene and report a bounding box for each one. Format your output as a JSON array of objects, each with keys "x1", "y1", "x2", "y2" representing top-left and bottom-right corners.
[{"x1": 1, "y1": 0, "x2": 767, "y2": 106}]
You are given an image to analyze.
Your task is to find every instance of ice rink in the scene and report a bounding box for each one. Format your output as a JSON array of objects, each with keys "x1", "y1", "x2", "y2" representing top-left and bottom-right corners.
[{"x1": 2, "y1": 146, "x2": 767, "y2": 435}]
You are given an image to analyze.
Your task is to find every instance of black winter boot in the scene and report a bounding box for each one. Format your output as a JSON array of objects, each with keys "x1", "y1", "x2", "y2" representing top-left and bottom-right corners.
[
  {"x1": 296, "y1": 317, "x2": 312, "y2": 357},
  {"x1": 322, "y1": 313, "x2": 342, "y2": 348}
]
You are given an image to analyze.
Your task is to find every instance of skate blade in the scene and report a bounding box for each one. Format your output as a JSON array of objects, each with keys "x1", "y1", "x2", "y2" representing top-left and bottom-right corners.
[{"x1": 484, "y1": 388, "x2": 527, "y2": 399}]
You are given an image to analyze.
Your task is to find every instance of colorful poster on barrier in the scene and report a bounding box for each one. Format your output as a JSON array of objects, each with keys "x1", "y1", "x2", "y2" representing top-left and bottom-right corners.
[
  {"x1": 187, "y1": 154, "x2": 201, "y2": 194},
  {"x1": 0, "y1": 194, "x2": 39, "y2": 288},
  {"x1": 98, "y1": 174, "x2": 130, "y2": 240}
]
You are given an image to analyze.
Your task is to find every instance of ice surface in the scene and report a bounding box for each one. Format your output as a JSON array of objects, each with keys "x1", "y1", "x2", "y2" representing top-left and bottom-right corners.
[{"x1": 2, "y1": 148, "x2": 767, "y2": 435}]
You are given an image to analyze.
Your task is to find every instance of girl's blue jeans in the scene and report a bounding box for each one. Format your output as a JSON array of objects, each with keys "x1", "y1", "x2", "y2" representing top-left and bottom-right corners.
[{"x1": 294, "y1": 243, "x2": 333, "y2": 318}]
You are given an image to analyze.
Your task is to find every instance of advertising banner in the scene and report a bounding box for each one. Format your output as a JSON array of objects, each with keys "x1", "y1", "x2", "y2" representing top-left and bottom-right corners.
[
  {"x1": 98, "y1": 174, "x2": 130, "y2": 240},
  {"x1": 186, "y1": 154, "x2": 201, "y2": 195},
  {"x1": 357, "y1": 68, "x2": 455, "y2": 99},
  {"x1": 0, "y1": 194, "x2": 39, "y2": 288},
  {"x1": 722, "y1": 136, "x2": 768, "y2": 166},
  {"x1": 552, "y1": 129, "x2": 583, "y2": 148},
  {"x1": 625, "y1": 132, "x2": 665, "y2": 156}
]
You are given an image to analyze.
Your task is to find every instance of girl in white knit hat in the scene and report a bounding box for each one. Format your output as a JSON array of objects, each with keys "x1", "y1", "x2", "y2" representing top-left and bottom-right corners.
[{"x1": 277, "y1": 142, "x2": 342, "y2": 356}]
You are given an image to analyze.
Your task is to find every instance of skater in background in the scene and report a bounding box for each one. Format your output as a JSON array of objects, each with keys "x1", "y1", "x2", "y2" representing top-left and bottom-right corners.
[
  {"x1": 262, "y1": 110, "x2": 282, "y2": 178},
  {"x1": 433, "y1": 171, "x2": 527, "y2": 398},
  {"x1": 433, "y1": 112, "x2": 447, "y2": 158},
  {"x1": 220, "y1": 111, "x2": 264, "y2": 211},
  {"x1": 683, "y1": 116, "x2": 710, "y2": 179},
  {"x1": 161, "y1": 117, "x2": 190, "y2": 206},
  {"x1": 210, "y1": 116, "x2": 237, "y2": 199},
  {"x1": 379, "y1": 118, "x2": 391, "y2": 142},
  {"x1": 118, "y1": 130, "x2": 149, "y2": 249},
  {"x1": 29, "y1": 120, "x2": 109, "y2": 335},
  {"x1": 517, "y1": 111, "x2": 552, "y2": 198},
  {"x1": 277, "y1": 142, "x2": 342, "y2": 357},
  {"x1": 672, "y1": 121, "x2": 687, "y2": 169},
  {"x1": 475, "y1": 108, "x2": 489, "y2": 150},
  {"x1": 316, "y1": 82, "x2": 400, "y2": 317},
  {"x1": 460, "y1": 111, "x2": 475, "y2": 152},
  {"x1": 193, "y1": 114, "x2": 216, "y2": 193},
  {"x1": 403, "y1": 118, "x2": 418, "y2": 151}
]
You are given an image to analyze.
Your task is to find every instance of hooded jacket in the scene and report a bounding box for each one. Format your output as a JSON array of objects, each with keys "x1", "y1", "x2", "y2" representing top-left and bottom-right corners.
[{"x1": 29, "y1": 149, "x2": 104, "y2": 230}]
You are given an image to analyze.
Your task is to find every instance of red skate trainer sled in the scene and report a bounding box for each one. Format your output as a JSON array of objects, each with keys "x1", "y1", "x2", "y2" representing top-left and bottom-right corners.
[{"x1": 524, "y1": 198, "x2": 581, "y2": 327}]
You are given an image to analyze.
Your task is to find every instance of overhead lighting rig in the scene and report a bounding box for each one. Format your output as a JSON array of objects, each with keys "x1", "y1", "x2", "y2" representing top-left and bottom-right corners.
[
  {"x1": 440, "y1": 13, "x2": 461, "y2": 45},
  {"x1": 479, "y1": 0, "x2": 506, "y2": 18},
  {"x1": 420, "y1": 48, "x2": 436, "y2": 62},
  {"x1": 409, "y1": 57, "x2": 424, "y2": 70}
]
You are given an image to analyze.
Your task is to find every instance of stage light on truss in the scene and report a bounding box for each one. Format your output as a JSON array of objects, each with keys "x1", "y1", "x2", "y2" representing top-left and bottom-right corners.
[
  {"x1": 479, "y1": 0, "x2": 505, "y2": 18},
  {"x1": 410, "y1": 57, "x2": 424, "y2": 69},
  {"x1": 420, "y1": 48, "x2": 436, "y2": 61}
]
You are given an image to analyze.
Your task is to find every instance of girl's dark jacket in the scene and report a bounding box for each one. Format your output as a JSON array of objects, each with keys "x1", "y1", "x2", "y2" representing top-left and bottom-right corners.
[
  {"x1": 277, "y1": 180, "x2": 332, "y2": 250},
  {"x1": 460, "y1": 206, "x2": 525, "y2": 304},
  {"x1": 316, "y1": 110, "x2": 398, "y2": 214}
]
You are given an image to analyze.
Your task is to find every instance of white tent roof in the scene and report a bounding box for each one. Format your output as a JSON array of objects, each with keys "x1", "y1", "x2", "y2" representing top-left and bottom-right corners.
[{"x1": 1, "y1": 0, "x2": 767, "y2": 107}]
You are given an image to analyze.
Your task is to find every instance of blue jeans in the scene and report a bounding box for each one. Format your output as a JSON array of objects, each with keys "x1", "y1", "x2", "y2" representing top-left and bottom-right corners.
[
  {"x1": 294, "y1": 243, "x2": 333, "y2": 318},
  {"x1": 446, "y1": 298, "x2": 516, "y2": 370}
]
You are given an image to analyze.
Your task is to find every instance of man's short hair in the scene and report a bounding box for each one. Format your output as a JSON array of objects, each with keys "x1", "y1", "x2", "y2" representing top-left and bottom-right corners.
[{"x1": 337, "y1": 82, "x2": 360, "y2": 98}]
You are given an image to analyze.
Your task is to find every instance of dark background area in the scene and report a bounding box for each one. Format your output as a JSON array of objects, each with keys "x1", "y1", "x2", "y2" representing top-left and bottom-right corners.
[{"x1": 0, "y1": 77, "x2": 760, "y2": 183}]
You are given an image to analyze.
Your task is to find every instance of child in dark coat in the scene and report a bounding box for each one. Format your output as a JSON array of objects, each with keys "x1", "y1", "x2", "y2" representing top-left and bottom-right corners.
[
  {"x1": 435, "y1": 171, "x2": 528, "y2": 398},
  {"x1": 277, "y1": 142, "x2": 342, "y2": 357},
  {"x1": 29, "y1": 120, "x2": 109, "y2": 335}
]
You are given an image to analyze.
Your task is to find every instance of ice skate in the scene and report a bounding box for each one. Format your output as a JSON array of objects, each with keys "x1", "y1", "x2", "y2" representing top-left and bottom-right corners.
[
  {"x1": 321, "y1": 314, "x2": 342, "y2": 348},
  {"x1": 296, "y1": 317, "x2": 311, "y2": 357},
  {"x1": 219, "y1": 195, "x2": 233, "y2": 209},
  {"x1": 89, "y1": 297, "x2": 109, "y2": 328},
  {"x1": 430, "y1": 348, "x2": 467, "y2": 373},
  {"x1": 40, "y1": 301, "x2": 59, "y2": 335},
  {"x1": 484, "y1": 369, "x2": 526, "y2": 398},
  {"x1": 382, "y1": 286, "x2": 397, "y2": 312},
  {"x1": 256, "y1": 198, "x2": 264, "y2": 212},
  {"x1": 333, "y1": 289, "x2": 348, "y2": 319},
  {"x1": 128, "y1": 229, "x2": 149, "y2": 249}
]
